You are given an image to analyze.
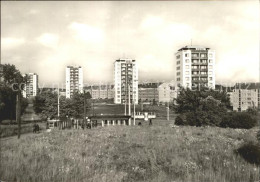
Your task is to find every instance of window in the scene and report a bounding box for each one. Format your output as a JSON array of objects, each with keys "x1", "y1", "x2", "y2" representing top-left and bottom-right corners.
[
  {"x1": 192, "y1": 53, "x2": 198, "y2": 58},
  {"x1": 177, "y1": 61, "x2": 180, "y2": 65},
  {"x1": 201, "y1": 54, "x2": 205, "y2": 58},
  {"x1": 209, "y1": 59, "x2": 213, "y2": 63},
  {"x1": 208, "y1": 65, "x2": 213, "y2": 69},
  {"x1": 201, "y1": 72, "x2": 207, "y2": 75},
  {"x1": 185, "y1": 65, "x2": 189, "y2": 69},
  {"x1": 185, "y1": 71, "x2": 189, "y2": 75},
  {"x1": 177, "y1": 78, "x2": 181, "y2": 81},
  {"x1": 209, "y1": 71, "x2": 212, "y2": 75},
  {"x1": 185, "y1": 53, "x2": 189, "y2": 57},
  {"x1": 192, "y1": 60, "x2": 198, "y2": 63},
  {"x1": 185, "y1": 77, "x2": 189, "y2": 81},
  {"x1": 185, "y1": 59, "x2": 190, "y2": 63},
  {"x1": 177, "y1": 72, "x2": 180, "y2": 76},
  {"x1": 176, "y1": 55, "x2": 180, "y2": 59},
  {"x1": 209, "y1": 77, "x2": 213, "y2": 81},
  {"x1": 177, "y1": 66, "x2": 180, "y2": 70},
  {"x1": 209, "y1": 53, "x2": 213, "y2": 58}
]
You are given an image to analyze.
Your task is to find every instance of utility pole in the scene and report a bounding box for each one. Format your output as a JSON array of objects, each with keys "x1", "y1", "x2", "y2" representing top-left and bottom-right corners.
[
  {"x1": 166, "y1": 102, "x2": 169, "y2": 121},
  {"x1": 16, "y1": 91, "x2": 21, "y2": 139},
  {"x1": 128, "y1": 84, "x2": 131, "y2": 115},
  {"x1": 58, "y1": 86, "x2": 60, "y2": 118},
  {"x1": 84, "y1": 90, "x2": 86, "y2": 128}
]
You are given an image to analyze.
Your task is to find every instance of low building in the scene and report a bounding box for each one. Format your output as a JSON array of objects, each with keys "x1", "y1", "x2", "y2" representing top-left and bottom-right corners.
[
  {"x1": 229, "y1": 82, "x2": 259, "y2": 111},
  {"x1": 138, "y1": 83, "x2": 161, "y2": 104},
  {"x1": 84, "y1": 85, "x2": 114, "y2": 99}
]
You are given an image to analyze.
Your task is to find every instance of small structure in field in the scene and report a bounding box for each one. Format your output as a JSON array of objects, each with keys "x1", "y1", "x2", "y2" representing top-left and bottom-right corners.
[{"x1": 89, "y1": 115, "x2": 132, "y2": 127}]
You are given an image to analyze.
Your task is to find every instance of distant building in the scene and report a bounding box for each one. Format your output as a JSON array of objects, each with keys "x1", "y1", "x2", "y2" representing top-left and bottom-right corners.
[
  {"x1": 66, "y1": 66, "x2": 83, "y2": 98},
  {"x1": 114, "y1": 59, "x2": 138, "y2": 104},
  {"x1": 84, "y1": 85, "x2": 114, "y2": 99},
  {"x1": 138, "y1": 83, "x2": 161, "y2": 104},
  {"x1": 22, "y1": 73, "x2": 38, "y2": 98},
  {"x1": 229, "y1": 83, "x2": 260, "y2": 111},
  {"x1": 175, "y1": 45, "x2": 215, "y2": 90},
  {"x1": 158, "y1": 82, "x2": 177, "y2": 103}
]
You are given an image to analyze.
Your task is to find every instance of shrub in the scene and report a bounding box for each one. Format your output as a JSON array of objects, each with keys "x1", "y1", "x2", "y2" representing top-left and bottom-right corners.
[
  {"x1": 246, "y1": 107, "x2": 258, "y2": 115},
  {"x1": 181, "y1": 110, "x2": 224, "y2": 127},
  {"x1": 236, "y1": 142, "x2": 260, "y2": 166},
  {"x1": 220, "y1": 112, "x2": 257, "y2": 129},
  {"x1": 175, "y1": 115, "x2": 186, "y2": 125}
]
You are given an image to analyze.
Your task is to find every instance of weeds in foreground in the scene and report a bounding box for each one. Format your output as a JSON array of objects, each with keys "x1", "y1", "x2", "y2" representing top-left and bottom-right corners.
[{"x1": 0, "y1": 122, "x2": 259, "y2": 182}]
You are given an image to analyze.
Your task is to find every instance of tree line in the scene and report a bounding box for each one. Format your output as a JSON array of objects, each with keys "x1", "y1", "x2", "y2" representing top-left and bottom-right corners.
[{"x1": 33, "y1": 90, "x2": 92, "y2": 120}]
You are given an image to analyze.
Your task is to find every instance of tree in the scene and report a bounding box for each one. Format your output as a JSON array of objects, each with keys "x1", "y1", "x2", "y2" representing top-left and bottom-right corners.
[
  {"x1": 173, "y1": 86, "x2": 229, "y2": 127},
  {"x1": 33, "y1": 90, "x2": 58, "y2": 120},
  {"x1": 0, "y1": 64, "x2": 28, "y2": 122}
]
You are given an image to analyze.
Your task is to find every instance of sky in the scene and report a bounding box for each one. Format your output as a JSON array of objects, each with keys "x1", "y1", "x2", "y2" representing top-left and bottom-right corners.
[{"x1": 1, "y1": 1, "x2": 259, "y2": 87}]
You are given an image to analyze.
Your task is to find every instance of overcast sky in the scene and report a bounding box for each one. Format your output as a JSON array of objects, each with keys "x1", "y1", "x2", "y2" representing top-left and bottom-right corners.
[{"x1": 1, "y1": 1, "x2": 259, "y2": 87}]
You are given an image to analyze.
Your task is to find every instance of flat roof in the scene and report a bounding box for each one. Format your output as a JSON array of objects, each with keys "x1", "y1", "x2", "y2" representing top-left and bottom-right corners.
[
  {"x1": 178, "y1": 45, "x2": 210, "y2": 51},
  {"x1": 89, "y1": 115, "x2": 131, "y2": 119}
]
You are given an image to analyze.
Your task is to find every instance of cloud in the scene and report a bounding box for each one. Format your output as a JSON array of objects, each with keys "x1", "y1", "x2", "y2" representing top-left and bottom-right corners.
[
  {"x1": 36, "y1": 33, "x2": 59, "y2": 49},
  {"x1": 68, "y1": 22, "x2": 104, "y2": 44},
  {"x1": 1, "y1": 37, "x2": 25, "y2": 49},
  {"x1": 141, "y1": 16, "x2": 164, "y2": 29}
]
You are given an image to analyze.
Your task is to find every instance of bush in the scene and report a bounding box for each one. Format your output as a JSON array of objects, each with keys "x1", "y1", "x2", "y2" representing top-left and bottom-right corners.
[
  {"x1": 235, "y1": 142, "x2": 260, "y2": 166},
  {"x1": 175, "y1": 115, "x2": 186, "y2": 125},
  {"x1": 219, "y1": 112, "x2": 257, "y2": 129}
]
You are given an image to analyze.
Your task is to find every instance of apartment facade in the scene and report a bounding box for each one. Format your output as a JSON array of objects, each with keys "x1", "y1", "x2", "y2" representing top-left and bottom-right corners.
[
  {"x1": 175, "y1": 46, "x2": 215, "y2": 90},
  {"x1": 85, "y1": 85, "x2": 114, "y2": 99},
  {"x1": 158, "y1": 83, "x2": 177, "y2": 103},
  {"x1": 22, "y1": 73, "x2": 38, "y2": 98},
  {"x1": 66, "y1": 66, "x2": 83, "y2": 98},
  {"x1": 229, "y1": 83, "x2": 259, "y2": 111},
  {"x1": 114, "y1": 59, "x2": 138, "y2": 104}
]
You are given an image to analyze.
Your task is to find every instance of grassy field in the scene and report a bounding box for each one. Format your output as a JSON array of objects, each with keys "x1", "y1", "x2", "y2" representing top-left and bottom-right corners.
[
  {"x1": 1, "y1": 119, "x2": 259, "y2": 182},
  {"x1": 0, "y1": 122, "x2": 46, "y2": 138}
]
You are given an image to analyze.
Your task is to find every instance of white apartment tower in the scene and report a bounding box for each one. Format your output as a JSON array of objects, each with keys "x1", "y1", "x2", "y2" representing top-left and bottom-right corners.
[
  {"x1": 66, "y1": 66, "x2": 83, "y2": 98},
  {"x1": 175, "y1": 46, "x2": 215, "y2": 90},
  {"x1": 22, "y1": 73, "x2": 38, "y2": 98},
  {"x1": 114, "y1": 59, "x2": 138, "y2": 104}
]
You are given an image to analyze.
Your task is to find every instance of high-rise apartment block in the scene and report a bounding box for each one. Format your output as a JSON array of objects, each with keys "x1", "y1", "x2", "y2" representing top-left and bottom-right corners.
[
  {"x1": 175, "y1": 46, "x2": 215, "y2": 90},
  {"x1": 22, "y1": 73, "x2": 38, "y2": 98},
  {"x1": 66, "y1": 66, "x2": 83, "y2": 98},
  {"x1": 114, "y1": 59, "x2": 138, "y2": 104}
]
